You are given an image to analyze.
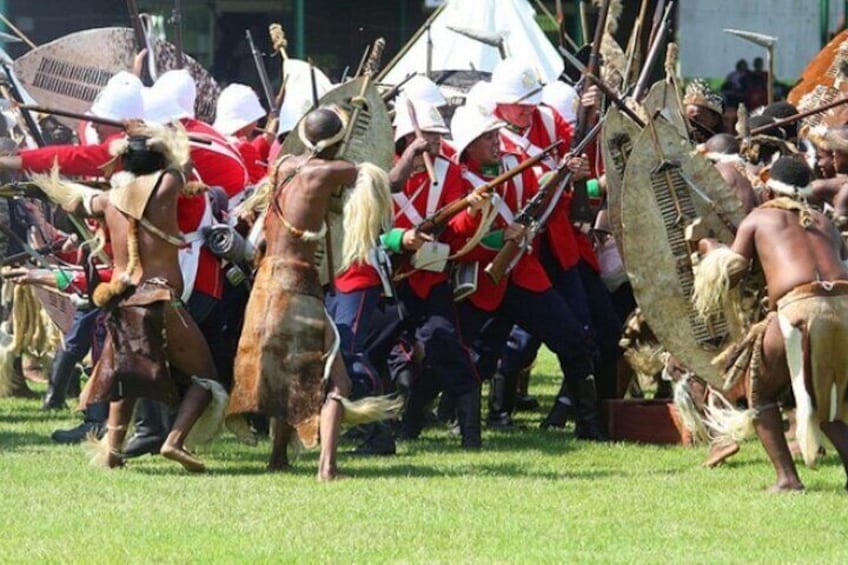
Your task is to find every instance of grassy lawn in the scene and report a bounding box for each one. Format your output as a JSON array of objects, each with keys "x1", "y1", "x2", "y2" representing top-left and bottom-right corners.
[{"x1": 2, "y1": 348, "x2": 848, "y2": 564}]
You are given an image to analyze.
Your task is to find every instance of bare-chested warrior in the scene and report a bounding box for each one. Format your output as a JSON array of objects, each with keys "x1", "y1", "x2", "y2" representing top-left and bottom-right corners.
[
  {"x1": 226, "y1": 105, "x2": 400, "y2": 481},
  {"x1": 33, "y1": 122, "x2": 227, "y2": 472},
  {"x1": 693, "y1": 156, "x2": 848, "y2": 492}
]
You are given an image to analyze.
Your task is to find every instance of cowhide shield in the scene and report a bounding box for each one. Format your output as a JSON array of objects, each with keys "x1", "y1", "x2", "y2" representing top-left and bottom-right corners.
[
  {"x1": 641, "y1": 80, "x2": 688, "y2": 139},
  {"x1": 620, "y1": 116, "x2": 746, "y2": 389},
  {"x1": 280, "y1": 77, "x2": 393, "y2": 285},
  {"x1": 788, "y1": 28, "x2": 848, "y2": 107},
  {"x1": 601, "y1": 104, "x2": 642, "y2": 255},
  {"x1": 13, "y1": 27, "x2": 219, "y2": 127}
]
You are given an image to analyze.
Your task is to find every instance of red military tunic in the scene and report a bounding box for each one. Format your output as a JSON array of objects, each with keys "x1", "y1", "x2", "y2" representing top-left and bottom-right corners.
[
  {"x1": 392, "y1": 155, "x2": 480, "y2": 299},
  {"x1": 455, "y1": 153, "x2": 551, "y2": 312},
  {"x1": 498, "y1": 105, "x2": 600, "y2": 273}
]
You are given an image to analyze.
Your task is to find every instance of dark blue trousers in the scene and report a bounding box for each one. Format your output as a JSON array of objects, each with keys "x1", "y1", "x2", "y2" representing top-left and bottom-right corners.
[
  {"x1": 459, "y1": 282, "x2": 595, "y2": 387},
  {"x1": 388, "y1": 281, "x2": 478, "y2": 397},
  {"x1": 326, "y1": 286, "x2": 385, "y2": 399}
]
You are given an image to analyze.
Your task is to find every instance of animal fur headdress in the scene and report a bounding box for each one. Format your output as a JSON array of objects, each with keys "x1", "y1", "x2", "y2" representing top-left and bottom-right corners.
[
  {"x1": 104, "y1": 121, "x2": 192, "y2": 176},
  {"x1": 683, "y1": 79, "x2": 724, "y2": 116}
]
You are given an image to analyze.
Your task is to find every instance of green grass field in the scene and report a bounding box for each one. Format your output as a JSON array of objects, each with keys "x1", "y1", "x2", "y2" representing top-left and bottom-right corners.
[{"x1": 3, "y1": 349, "x2": 848, "y2": 564}]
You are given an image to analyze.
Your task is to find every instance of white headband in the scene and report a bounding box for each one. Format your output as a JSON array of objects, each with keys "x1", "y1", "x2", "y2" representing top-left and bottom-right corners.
[{"x1": 766, "y1": 178, "x2": 814, "y2": 198}]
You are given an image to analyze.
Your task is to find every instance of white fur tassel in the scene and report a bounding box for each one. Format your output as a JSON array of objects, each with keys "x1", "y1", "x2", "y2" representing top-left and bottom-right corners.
[
  {"x1": 332, "y1": 393, "x2": 404, "y2": 426},
  {"x1": 672, "y1": 376, "x2": 710, "y2": 443},
  {"x1": 184, "y1": 377, "x2": 229, "y2": 450},
  {"x1": 692, "y1": 247, "x2": 748, "y2": 320},
  {"x1": 29, "y1": 162, "x2": 102, "y2": 212},
  {"x1": 82, "y1": 432, "x2": 113, "y2": 468},
  {"x1": 704, "y1": 392, "x2": 756, "y2": 446},
  {"x1": 779, "y1": 314, "x2": 821, "y2": 469}
]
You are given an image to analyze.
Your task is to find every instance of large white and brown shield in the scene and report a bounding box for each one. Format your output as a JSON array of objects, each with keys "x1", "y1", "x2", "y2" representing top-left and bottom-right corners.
[
  {"x1": 620, "y1": 116, "x2": 746, "y2": 389},
  {"x1": 280, "y1": 77, "x2": 393, "y2": 285},
  {"x1": 13, "y1": 27, "x2": 219, "y2": 125},
  {"x1": 601, "y1": 104, "x2": 642, "y2": 253}
]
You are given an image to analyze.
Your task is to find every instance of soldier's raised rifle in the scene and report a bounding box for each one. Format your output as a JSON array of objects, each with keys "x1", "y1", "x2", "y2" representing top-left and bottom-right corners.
[
  {"x1": 485, "y1": 120, "x2": 604, "y2": 284},
  {"x1": 567, "y1": 0, "x2": 611, "y2": 223},
  {"x1": 246, "y1": 29, "x2": 278, "y2": 119},
  {"x1": 413, "y1": 141, "x2": 563, "y2": 236}
]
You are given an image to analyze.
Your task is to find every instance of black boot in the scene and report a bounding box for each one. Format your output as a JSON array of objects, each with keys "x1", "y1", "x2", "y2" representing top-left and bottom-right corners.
[
  {"x1": 123, "y1": 399, "x2": 167, "y2": 458},
  {"x1": 540, "y1": 381, "x2": 576, "y2": 429},
  {"x1": 42, "y1": 348, "x2": 79, "y2": 411},
  {"x1": 486, "y1": 372, "x2": 515, "y2": 428},
  {"x1": 51, "y1": 401, "x2": 108, "y2": 444},
  {"x1": 514, "y1": 366, "x2": 540, "y2": 411},
  {"x1": 399, "y1": 375, "x2": 437, "y2": 440},
  {"x1": 456, "y1": 385, "x2": 482, "y2": 449},
  {"x1": 352, "y1": 422, "x2": 396, "y2": 456},
  {"x1": 574, "y1": 375, "x2": 608, "y2": 441}
]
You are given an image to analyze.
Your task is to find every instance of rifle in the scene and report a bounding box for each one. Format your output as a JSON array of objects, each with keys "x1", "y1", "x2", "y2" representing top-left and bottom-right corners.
[
  {"x1": 126, "y1": 0, "x2": 152, "y2": 85},
  {"x1": 414, "y1": 141, "x2": 563, "y2": 235},
  {"x1": 15, "y1": 104, "x2": 212, "y2": 146},
  {"x1": 568, "y1": 0, "x2": 611, "y2": 223},
  {"x1": 632, "y1": 1, "x2": 674, "y2": 102},
  {"x1": 1, "y1": 238, "x2": 68, "y2": 267},
  {"x1": 556, "y1": 48, "x2": 645, "y2": 127},
  {"x1": 171, "y1": 0, "x2": 184, "y2": 69},
  {"x1": 485, "y1": 121, "x2": 603, "y2": 284},
  {"x1": 246, "y1": 29, "x2": 277, "y2": 118}
]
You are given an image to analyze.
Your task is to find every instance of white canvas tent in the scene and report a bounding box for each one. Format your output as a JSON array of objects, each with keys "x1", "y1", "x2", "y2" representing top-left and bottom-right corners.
[{"x1": 381, "y1": 0, "x2": 563, "y2": 86}]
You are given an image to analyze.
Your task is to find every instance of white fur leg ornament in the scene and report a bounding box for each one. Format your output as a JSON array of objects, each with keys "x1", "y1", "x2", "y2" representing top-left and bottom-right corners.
[
  {"x1": 778, "y1": 312, "x2": 821, "y2": 468},
  {"x1": 327, "y1": 391, "x2": 404, "y2": 426},
  {"x1": 703, "y1": 391, "x2": 757, "y2": 447},
  {"x1": 184, "y1": 377, "x2": 229, "y2": 450},
  {"x1": 672, "y1": 375, "x2": 710, "y2": 444},
  {"x1": 692, "y1": 247, "x2": 748, "y2": 320}
]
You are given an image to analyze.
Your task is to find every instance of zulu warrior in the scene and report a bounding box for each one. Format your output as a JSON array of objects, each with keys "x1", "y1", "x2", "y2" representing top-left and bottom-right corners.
[
  {"x1": 694, "y1": 156, "x2": 848, "y2": 492},
  {"x1": 226, "y1": 105, "x2": 401, "y2": 481},
  {"x1": 33, "y1": 122, "x2": 228, "y2": 472}
]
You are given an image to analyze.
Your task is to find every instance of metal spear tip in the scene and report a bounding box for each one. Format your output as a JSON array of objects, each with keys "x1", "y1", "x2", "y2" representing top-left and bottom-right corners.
[
  {"x1": 723, "y1": 28, "x2": 777, "y2": 48},
  {"x1": 445, "y1": 25, "x2": 506, "y2": 49}
]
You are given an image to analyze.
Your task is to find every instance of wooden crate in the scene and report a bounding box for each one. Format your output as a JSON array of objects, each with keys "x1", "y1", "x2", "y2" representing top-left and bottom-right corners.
[{"x1": 603, "y1": 399, "x2": 694, "y2": 446}]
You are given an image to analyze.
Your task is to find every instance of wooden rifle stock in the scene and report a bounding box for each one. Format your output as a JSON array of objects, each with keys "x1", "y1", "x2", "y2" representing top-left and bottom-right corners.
[
  {"x1": 415, "y1": 140, "x2": 562, "y2": 234},
  {"x1": 485, "y1": 239, "x2": 519, "y2": 283}
]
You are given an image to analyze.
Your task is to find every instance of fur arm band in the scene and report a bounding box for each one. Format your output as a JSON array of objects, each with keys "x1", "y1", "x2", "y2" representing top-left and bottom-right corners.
[{"x1": 692, "y1": 246, "x2": 748, "y2": 319}]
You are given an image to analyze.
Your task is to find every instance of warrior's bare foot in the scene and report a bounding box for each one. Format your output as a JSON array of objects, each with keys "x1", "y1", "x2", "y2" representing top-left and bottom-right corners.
[
  {"x1": 703, "y1": 442, "x2": 740, "y2": 468},
  {"x1": 160, "y1": 443, "x2": 206, "y2": 473},
  {"x1": 766, "y1": 480, "x2": 804, "y2": 494},
  {"x1": 106, "y1": 451, "x2": 125, "y2": 469},
  {"x1": 317, "y1": 468, "x2": 347, "y2": 482}
]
